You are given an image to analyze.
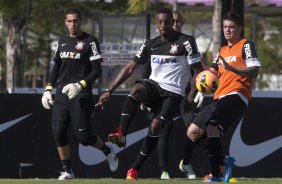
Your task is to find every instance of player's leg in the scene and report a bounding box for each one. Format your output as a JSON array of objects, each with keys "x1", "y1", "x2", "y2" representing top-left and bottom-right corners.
[
  {"x1": 108, "y1": 81, "x2": 150, "y2": 147},
  {"x1": 127, "y1": 95, "x2": 181, "y2": 180},
  {"x1": 109, "y1": 79, "x2": 159, "y2": 147},
  {"x1": 205, "y1": 95, "x2": 246, "y2": 182},
  {"x1": 71, "y1": 91, "x2": 118, "y2": 172},
  {"x1": 179, "y1": 103, "x2": 211, "y2": 179},
  {"x1": 158, "y1": 119, "x2": 173, "y2": 179},
  {"x1": 52, "y1": 93, "x2": 74, "y2": 180}
]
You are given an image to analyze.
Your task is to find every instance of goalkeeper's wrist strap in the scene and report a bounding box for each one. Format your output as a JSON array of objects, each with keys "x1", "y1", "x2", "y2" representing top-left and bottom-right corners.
[
  {"x1": 79, "y1": 80, "x2": 87, "y2": 88},
  {"x1": 105, "y1": 88, "x2": 113, "y2": 94},
  {"x1": 45, "y1": 84, "x2": 53, "y2": 91}
]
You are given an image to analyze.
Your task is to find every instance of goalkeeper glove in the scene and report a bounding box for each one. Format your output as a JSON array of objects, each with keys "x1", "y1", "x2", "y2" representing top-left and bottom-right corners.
[
  {"x1": 194, "y1": 92, "x2": 204, "y2": 108},
  {"x1": 62, "y1": 83, "x2": 83, "y2": 99},
  {"x1": 41, "y1": 85, "x2": 54, "y2": 109}
]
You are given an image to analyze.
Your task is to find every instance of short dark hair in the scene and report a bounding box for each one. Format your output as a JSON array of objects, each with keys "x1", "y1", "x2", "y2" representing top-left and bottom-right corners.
[
  {"x1": 223, "y1": 11, "x2": 243, "y2": 27},
  {"x1": 65, "y1": 8, "x2": 82, "y2": 20},
  {"x1": 156, "y1": 7, "x2": 173, "y2": 19}
]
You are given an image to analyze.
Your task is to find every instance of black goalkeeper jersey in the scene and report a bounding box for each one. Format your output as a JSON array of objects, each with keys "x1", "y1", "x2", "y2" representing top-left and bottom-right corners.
[
  {"x1": 133, "y1": 31, "x2": 201, "y2": 96},
  {"x1": 51, "y1": 32, "x2": 102, "y2": 88}
]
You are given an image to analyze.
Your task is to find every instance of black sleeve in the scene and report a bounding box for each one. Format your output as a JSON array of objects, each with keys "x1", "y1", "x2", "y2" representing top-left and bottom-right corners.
[
  {"x1": 142, "y1": 61, "x2": 151, "y2": 79},
  {"x1": 48, "y1": 62, "x2": 60, "y2": 86},
  {"x1": 84, "y1": 62, "x2": 102, "y2": 84},
  {"x1": 242, "y1": 40, "x2": 258, "y2": 59}
]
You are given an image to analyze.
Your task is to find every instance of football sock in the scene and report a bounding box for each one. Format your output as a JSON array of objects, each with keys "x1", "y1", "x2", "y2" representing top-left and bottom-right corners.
[
  {"x1": 61, "y1": 159, "x2": 72, "y2": 173},
  {"x1": 208, "y1": 136, "x2": 222, "y2": 178},
  {"x1": 195, "y1": 134, "x2": 208, "y2": 154},
  {"x1": 182, "y1": 136, "x2": 195, "y2": 165},
  {"x1": 158, "y1": 121, "x2": 172, "y2": 170},
  {"x1": 131, "y1": 134, "x2": 159, "y2": 170},
  {"x1": 120, "y1": 95, "x2": 137, "y2": 135}
]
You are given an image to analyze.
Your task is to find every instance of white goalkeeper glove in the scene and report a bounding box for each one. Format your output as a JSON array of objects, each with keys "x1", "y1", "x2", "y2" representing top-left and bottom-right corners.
[
  {"x1": 41, "y1": 90, "x2": 54, "y2": 109},
  {"x1": 62, "y1": 83, "x2": 82, "y2": 99},
  {"x1": 194, "y1": 92, "x2": 204, "y2": 108}
]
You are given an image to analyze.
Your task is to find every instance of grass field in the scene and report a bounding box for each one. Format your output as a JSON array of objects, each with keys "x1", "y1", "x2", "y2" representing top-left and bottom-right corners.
[{"x1": 0, "y1": 178, "x2": 282, "y2": 184}]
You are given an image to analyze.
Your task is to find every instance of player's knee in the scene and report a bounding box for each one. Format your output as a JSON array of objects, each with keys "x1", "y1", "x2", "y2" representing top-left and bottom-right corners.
[
  {"x1": 149, "y1": 119, "x2": 162, "y2": 135},
  {"x1": 187, "y1": 124, "x2": 203, "y2": 142},
  {"x1": 187, "y1": 130, "x2": 199, "y2": 142},
  {"x1": 130, "y1": 83, "x2": 146, "y2": 100},
  {"x1": 76, "y1": 131, "x2": 97, "y2": 146},
  {"x1": 53, "y1": 130, "x2": 68, "y2": 146}
]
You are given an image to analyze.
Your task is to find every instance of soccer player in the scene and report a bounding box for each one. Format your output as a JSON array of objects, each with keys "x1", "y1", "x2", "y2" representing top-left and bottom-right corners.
[
  {"x1": 200, "y1": 11, "x2": 261, "y2": 182},
  {"x1": 41, "y1": 8, "x2": 118, "y2": 180},
  {"x1": 95, "y1": 7, "x2": 203, "y2": 181}
]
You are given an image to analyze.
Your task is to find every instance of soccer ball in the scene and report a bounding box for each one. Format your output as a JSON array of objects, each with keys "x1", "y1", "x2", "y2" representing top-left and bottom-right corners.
[{"x1": 195, "y1": 70, "x2": 218, "y2": 94}]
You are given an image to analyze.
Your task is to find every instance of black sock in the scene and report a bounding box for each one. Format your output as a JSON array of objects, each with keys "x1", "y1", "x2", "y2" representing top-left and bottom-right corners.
[
  {"x1": 120, "y1": 95, "x2": 138, "y2": 135},
  {"x1": 101, "y1": 144, "x2": 111, "y2": 155},
  {"x1": 61, "y1": 159, "x2": 71, "y2": 173},
  {"x1": 131, "y1": 134, "x2": 159, "y2": 170},
  {"x1": 207, "y1": 137, "x2": 222, "y2": 178},
  {"x1": 195, "y1": 134, "x2": 208, "y2": 155},
  {"x1": 182, "y1": 136, "x2": 195, "y2": 165}
]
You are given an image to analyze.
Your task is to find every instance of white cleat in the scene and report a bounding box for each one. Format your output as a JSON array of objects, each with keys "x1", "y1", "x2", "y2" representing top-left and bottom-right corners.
[
  {"x1": 58, "y1": 170, "x2": 75, "y2": 180},
  {"x1": 106, "y1": 146, "x2": 119, "y2": 172},
  {"x1": 160, "y1": 171, "x2": 170, "y2": 180},
  {"x1": 179, "y1": 159, "x2": 196, "y2": 179}
]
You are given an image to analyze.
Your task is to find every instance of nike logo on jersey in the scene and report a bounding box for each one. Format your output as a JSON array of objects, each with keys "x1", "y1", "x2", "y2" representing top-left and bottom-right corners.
[
  {"x1": 79, "y1": 127, "x2": 148, "y2": 165},
  {"x1": 229, "y1": 119, "x2": 282, "y2": 167},
  {"x1": 62, "y1": 43, "x2": 67, "y2": 47},
  {"x1": 0, "y1": 114, "x2": 31, "y2": 133}
]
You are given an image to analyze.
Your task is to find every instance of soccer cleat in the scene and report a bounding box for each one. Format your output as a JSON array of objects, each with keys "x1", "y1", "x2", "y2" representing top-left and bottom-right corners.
[
  {"x1": 160, "y1": 171, "x2": 170, "y2": 180},
  {"x1": 106, "y1": 146, "x2": 119, "y2": 172},
  {"x1": 179, "y1": 159, "x2": 196, "y2": 179},
  {"x1": 126, "y1": 168, "x2": 138, "y2": 181},
  {"x1": 203, "y1": 173, "x2": 213, "y2": 181},
  {"x1": 203, "y1": 177, "x2": 222, "y2": 182},
  {"x1": 108, "y1": 128, "x2": 126, "y2": 148},
  {"x1": 224, "y1": 156, "x2": 236, "y2": 182},
  {"x1": 58, "y1": 170, "x2": 74, "y2": 180}
]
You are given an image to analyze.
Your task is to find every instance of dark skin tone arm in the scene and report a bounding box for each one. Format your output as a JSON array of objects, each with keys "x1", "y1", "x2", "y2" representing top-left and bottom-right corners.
[{"x1": 95, "y1": 60, "x2": 138, "y2": 108}]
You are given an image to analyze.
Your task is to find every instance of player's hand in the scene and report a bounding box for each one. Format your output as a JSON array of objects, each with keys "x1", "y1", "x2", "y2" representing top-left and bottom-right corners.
[
  {"x1": 194, "y1": 92, "x2": 204, "y2": 108},
  {"x1": 62, "y1": 83, "x2": 82, "y2": 99},
  {"x1": 95, "y1": 91, "x2": 111, "y2": 109},
  {"x1": 218, "y1": 55, "x2": 233, "y2": 71},
  {"x1": 41, "y1": 91, "x2": 54, "y2": 109}
]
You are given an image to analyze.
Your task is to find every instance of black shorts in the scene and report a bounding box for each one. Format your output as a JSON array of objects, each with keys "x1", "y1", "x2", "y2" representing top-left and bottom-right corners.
[
  {"x1": 139, "y1": 79, "x2": 183, "y2": 123},
  {"x1": 52, "y1": 89, "x2": 93, "y2": 141},
  {"x1": 208, "y1": 94, "x2": 247, "y2": 133},
  {"x1": 191, "y1": 102, "x2": 215, "y2": 129}
]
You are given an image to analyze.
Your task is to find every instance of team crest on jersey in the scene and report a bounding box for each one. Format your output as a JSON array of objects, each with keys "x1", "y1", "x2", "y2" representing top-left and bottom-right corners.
[
  {"x1": 75, "y1": 41, "x2": 85, "y2": 50},
  {"x1": 170, "y1": 44, "x2": 179, "y2": 54}
]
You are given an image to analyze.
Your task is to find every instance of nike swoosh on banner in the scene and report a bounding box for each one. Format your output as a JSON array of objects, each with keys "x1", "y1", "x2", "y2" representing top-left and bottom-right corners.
[
  {"x1": 79, "y1": 127, "x2": 149, "y2": 165},
  {"x1": 229, "y1": 119, "x2": 282, "y2": 167},
  {"x1": 0, "y1": 114, "x2": 32, "y2": 133}
]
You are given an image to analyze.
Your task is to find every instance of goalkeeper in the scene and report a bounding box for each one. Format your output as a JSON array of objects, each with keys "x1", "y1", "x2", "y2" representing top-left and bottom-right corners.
[{"x1": 41, "y1": 8, "x2": 118, "y2": 180}]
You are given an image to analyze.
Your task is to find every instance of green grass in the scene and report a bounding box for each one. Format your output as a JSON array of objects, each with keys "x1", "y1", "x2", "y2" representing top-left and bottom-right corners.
[{"x1": 0, "y1": 178, "x2": 282, "y2": 184}]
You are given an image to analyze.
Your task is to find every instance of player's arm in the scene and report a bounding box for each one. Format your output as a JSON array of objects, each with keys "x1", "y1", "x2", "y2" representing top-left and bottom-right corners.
[
  {"x1": 82, "y1": 38, "x2": 103, "y2": 87},
  {"x1": 62, "y1": 38, "x2": 103, "y2": 99},
  {"x1": 142, "y1": 60, "x2": 151, "y2": 79},
  {"x1": 95, "y1": 43, "x2": 148, "y2": 108},
  {"x1": 107, "y1": 60, "x2": 139, "y2": 93},
  {"x1": 218, "y1": 55, "x2": 259, "y2": 78},
  {"x1": 218, "y1": 41, "x2": 261, "y2": 78},
  {"x1": 95, "y1": 60, "x2": 138, "y2": 108},
  {"x1": 184, "y1": 36, "x2": 203, "y2": 104}
]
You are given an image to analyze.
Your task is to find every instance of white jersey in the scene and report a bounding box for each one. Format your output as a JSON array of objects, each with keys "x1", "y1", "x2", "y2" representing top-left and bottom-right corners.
[{"x1": 133, "y1": 31, "x2": 201, "y2": 96}]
